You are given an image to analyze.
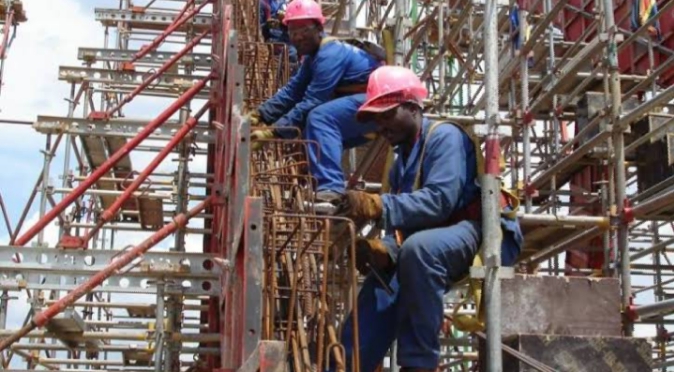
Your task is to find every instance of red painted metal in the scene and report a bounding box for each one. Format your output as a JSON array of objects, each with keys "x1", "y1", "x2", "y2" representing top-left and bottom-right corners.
[
  {"x1": 520, "y1": 0, "x2": 674, "y2": 89},
  {"x1": 0, "y1": 10, "x2": 14, "y2": 60},
  {"x1": 106, "y1": 29, "x2": 211, "y2": 117},
  {"x1": 203, "y1": 2, "x2": 233, "y2": 370},
  {"x1": 131, "y1": 0, "x2": 201, "y2": 63},
  {"x1": 0, "y1": 197, "x2": 212, "y2": 353},
  {"x1": 12, "y1": 74, "x2": 212, "y2": 247},
  {"x1": 80, "y1": 102, "x2": 212, "y2": 246}
]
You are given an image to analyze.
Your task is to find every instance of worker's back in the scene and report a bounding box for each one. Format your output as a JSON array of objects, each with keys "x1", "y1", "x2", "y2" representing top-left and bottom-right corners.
[{"x1": 301, "y1": 38, "x2": 382, "y2": 93}]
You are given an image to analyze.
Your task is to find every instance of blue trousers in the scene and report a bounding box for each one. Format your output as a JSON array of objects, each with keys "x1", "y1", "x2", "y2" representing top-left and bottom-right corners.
[
  {"x1": 338, "y1": 220, "x2": 521, "y2": 372},
  {"x1": 305, "y1": 93, "x2": 378, "y2": 194}
]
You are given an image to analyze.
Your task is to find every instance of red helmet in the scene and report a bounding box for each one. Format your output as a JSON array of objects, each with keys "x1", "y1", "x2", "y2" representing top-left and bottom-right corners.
[
  {"x1": 357, "y1": 66, "x2": 427, "y2": 121},
  {"x1": 282, "y1": 0, "x2": 325, "y2": 26}
]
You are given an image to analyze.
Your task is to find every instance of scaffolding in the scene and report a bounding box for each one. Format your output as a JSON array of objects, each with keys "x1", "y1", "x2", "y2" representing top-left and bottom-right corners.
[{"x1": 0, "y1": 0, "x2": 672, "y2": 370}]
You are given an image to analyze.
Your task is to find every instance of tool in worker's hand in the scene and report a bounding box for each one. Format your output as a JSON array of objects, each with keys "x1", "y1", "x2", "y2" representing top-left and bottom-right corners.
[{"x1": 366, "y1": 261, "x2": 394, "y2": 295}]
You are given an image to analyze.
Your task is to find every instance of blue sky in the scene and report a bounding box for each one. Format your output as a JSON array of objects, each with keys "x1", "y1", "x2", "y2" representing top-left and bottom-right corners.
[{"x1": 0, "y1": 0, "x2": 105, "y2": 240}]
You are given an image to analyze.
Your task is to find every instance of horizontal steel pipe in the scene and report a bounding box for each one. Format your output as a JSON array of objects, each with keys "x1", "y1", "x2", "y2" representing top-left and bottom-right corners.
[
  {"x1": 0, "y1": 197, "x2": 212, "y2": 352},
  {"x1": 13, "y1": 74, "x2": 212, "y2": 247}
]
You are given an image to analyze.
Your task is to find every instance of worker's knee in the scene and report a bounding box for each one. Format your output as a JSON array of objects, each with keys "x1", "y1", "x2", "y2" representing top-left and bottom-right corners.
[
  {"x1": 304, "y1": 104, "x2": 332, "y2": 135},
  {"x1": 397, "y1": 222, "x2": 481, "y2": 283},
  {"x1": 397, "y1": 231, "x2": 437, "y2": 273}
]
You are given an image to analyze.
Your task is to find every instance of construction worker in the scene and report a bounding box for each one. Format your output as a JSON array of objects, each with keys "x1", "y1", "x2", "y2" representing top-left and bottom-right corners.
[
  {"x1": 333, "y1": 66, "x2": 524, "y2": 372},
  {"x1": 259, "y1": 0, "x2": 298, "y2": 66},
  {"x1": 249, "y1": 0, "x2": 382, "y2": 207}
]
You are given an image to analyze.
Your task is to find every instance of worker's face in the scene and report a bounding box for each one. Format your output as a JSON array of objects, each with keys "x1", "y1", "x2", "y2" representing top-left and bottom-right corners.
[
  {"x1": 287, "y1": 20, "x2": 322, "y2": 55},
  {"x1": 373, "y1": 104, "x2": 421, "y2": 147}
]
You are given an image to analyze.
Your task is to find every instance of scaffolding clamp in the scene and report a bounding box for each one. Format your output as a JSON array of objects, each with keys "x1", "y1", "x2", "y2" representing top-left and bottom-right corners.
[
  {"x1": 59, "y1": 235, "x2": 86, "y2": 250},
  {"x1": 622, "y1": 198, "x2": 634, "y2": 224},
  {"x1": 623, "y1": 297, "x2": 638, "y2": 322},
  {"x1": 524, "y1": 181, "x2": 538, "y2": 198},
  {"x1": 88, "y1": 111, "x2": 110, "y2": 121},
  {"x1": 523, "y1": 109, "x2": 534, "y2": 125}
]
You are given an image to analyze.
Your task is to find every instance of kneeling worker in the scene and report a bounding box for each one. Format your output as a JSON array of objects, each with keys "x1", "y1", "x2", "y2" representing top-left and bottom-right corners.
[
  {"x1": 249, "y1": 0, "x2": 382, "y2": 207},
  {"x1": 334, "y1": 66, "x2": 524, "y2": 372}
]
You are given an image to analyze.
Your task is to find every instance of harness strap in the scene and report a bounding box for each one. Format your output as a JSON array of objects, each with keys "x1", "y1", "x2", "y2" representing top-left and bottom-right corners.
[{"x1": 397, "y1": 120, "x2": 520, "y2": 332}]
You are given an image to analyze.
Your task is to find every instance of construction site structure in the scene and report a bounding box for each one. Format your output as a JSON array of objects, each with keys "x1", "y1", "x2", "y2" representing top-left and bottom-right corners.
[
  {"x1": 0, "y1": 0, "x2": 672, "y2": 370},
  {"x1": 0, "y1": 0, "x2": 26, "y2": 98}
]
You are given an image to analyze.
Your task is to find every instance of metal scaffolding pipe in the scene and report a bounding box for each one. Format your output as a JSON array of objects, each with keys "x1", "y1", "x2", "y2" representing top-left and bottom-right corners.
[
  {"x1": 517, "y1": 213, "x2": 610, "y2": 228},
  {"x1": 130, "y1": 0, "x2": 204, "y2": 63},
  {"x1": 631, "y1": 299, "x2": 674, "y2": 320},
  {"x1": 0, "y1": 197, "x2": 212, "y2": 352},
  {"x1": 631, "y1": 188, "x2": 674, "y2": 219},
  {"x1": 482, "y1": 0, "x2": 503, "y2": 370},
  {"x1": 83, "y1": 102, "x2": 210, "y2": 245},
  {"x1": 630, "y1": 237, "x2": 674, "y2": 262},
  {"x1": 12, "y1": 73, "x2": 212, "y2": 247},
  {"x1": 106, "y1": 29, "x2": 211, "y2": 117}
]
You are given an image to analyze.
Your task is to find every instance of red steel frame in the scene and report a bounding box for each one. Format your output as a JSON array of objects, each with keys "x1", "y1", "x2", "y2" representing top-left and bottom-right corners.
[{"x1": 0, "y1": 2, "x2": 272, "y2": 371}]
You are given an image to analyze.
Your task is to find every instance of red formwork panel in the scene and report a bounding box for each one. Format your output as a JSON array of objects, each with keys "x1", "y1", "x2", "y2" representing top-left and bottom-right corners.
[
  {"x1": 519, "y1": 0, "x2": 674, "y2": 89},
  {"x1": 566, "y1": 164, "x2": 615, "y2": 275}
]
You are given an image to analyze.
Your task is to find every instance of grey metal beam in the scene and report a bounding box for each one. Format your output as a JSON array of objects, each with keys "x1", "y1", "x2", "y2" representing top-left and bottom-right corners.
[
  {"x1": 78, "y1": 47, "x2": 213, "y2": 69},
  {"x1": 57, "y1": 66, "x2": 212, "y2": 94},
  {"x1": 94, "y1": 8, "x2": 211, "y2": 31},
  {"x1": 0, "y1": 246, "x2": 220, "y2": 296},
  {"x1": 33, "y1": 115, "x2": 215, "y2": 144}
]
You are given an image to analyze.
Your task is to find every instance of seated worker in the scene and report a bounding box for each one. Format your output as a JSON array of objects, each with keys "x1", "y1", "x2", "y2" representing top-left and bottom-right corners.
[
  {"x1": 259, "y1": 0, "x2": 299, "y2": 66},
  {"x1": 249, "y1": 0, "x2": 382, "y2": 207},
  {"x1": 333, "y1": 66, "x2": 524, "y2": 372}
]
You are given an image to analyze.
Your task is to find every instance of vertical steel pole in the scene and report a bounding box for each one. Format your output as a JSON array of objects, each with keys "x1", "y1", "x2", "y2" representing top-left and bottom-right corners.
[
  {"x1": 483, "y1": 0, "x2": 503, "y2": 370},
  {"x1": 37, "y1": 134, "x2": 53, "y2": 245},
  {"x1": 154, "y1": 280, "x2": 166, "y2": 372},
  {"x1": 519, "y1": 7, "x2": 531, "y2": 213},
  {"x1": 393, "y1": 0, "x2": 406, "y2": 66},
  {"x1": 601, "y1": 0, "x2": 630, "y2": 336}
]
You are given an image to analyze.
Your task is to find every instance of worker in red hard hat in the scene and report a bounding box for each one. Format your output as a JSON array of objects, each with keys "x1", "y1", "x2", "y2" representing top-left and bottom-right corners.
[
  {"x1": 248, "y1": 0, "x2": 383, "y2": 209},
  {"x1": 332, "y1": 66, "x2": 524, "y2": 372}
]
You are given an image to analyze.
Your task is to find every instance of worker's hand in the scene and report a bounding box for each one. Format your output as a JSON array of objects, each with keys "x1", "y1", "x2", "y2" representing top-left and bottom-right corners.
[
  {"x1": 354, "y1": 238, "x2": 394, "y2": 276},
  {"x1": 267, "y1": 18, "x2": 281, "y2": 28},
  {"x1": 244, "y1": 110, "x2": 265, "y2": 127},
  {"x1": 250, "y1": 129, "x2": 275, "y2": 152},
  {"x1": 335, "y1": 190, "x2": 383, "y2": 222}
]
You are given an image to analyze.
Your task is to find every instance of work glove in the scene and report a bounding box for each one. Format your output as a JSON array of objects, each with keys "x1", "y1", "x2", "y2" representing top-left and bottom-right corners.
[
  {"x1": 335, "y1": 190, "x2": 383, "y2": 222},
  {"x1": 354, "y1": 237, "x2": 396, "y2": 276},
  {"x1": 244, "y1": 109, "x2": 265, "y2": 127},
  {"x1": 250, "y1": 129, "x2": 275, "y2": 152}
]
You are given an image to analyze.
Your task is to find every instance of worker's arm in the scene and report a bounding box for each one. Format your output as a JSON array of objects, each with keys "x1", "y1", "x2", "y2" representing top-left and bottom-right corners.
[
  {"x1": 258, "y1": 59, "x2": 312, "y2": 124},
  {"x1": 380, "y1": 124, "x2": 469, "y2": 230},
  {"x1": 271, "y1": 42, "x2": 349, "y2": 134}
]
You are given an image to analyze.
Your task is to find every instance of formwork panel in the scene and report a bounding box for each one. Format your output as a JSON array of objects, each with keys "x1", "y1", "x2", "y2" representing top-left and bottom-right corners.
[
  {"x1": 501, "y1": 274, "x2": 622, "y2": 337},
  {"x1": 479, "y1": 334, "x2": 653, "y2": 372}
]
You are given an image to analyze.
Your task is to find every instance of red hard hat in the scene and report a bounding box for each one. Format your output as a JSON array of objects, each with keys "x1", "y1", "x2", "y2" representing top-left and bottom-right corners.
[
  {"x1": 356, "y1": 66, "x2": 427, "y2": 121},
  {"x1": 282, "y1": 0, "x2": 325, "y2": 25}
]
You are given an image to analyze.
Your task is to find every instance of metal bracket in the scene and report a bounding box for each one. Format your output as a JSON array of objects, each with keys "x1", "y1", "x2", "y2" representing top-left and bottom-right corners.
[
  {"x1": 237, "y1": 341, "x2": 286, "y2": 372},
  {"x1": 470, "y1": 266, "x2": 515, "y2": 280}
]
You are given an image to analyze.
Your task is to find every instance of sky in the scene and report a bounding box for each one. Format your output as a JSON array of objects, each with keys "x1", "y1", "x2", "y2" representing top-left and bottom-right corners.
[{"x1": 0, "y1": 0, "x2": 664, "y2": 368}]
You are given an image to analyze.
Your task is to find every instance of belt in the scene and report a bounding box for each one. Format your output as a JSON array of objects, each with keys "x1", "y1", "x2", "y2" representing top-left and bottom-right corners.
[{"x1": 334, "y1": 83, "x2": 368, "y2": 95}]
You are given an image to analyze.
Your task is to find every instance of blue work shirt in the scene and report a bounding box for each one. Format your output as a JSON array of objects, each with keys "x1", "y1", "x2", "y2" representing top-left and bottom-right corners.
[
  {"x1": 259, "y1": 0, "x2": 291, "y2": 44},
  {"x1": 380, "y1": 118, "x2": 523, "y2": 262},
  {"x1": 257, "y1": 38, "x2": 381, "y2": 136}
]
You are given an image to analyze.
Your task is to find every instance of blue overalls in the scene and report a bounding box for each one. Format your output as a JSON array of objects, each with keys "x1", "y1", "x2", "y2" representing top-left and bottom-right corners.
[
  {"x1": 337, "y1": 119, "x2": 523, "y2": 371},
  {"x1": 259, "y1": 0, "x2": 298, "y2": 64},
  {"x1": 257, "y1": 38, "x2": 381, "y2": 194}
]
